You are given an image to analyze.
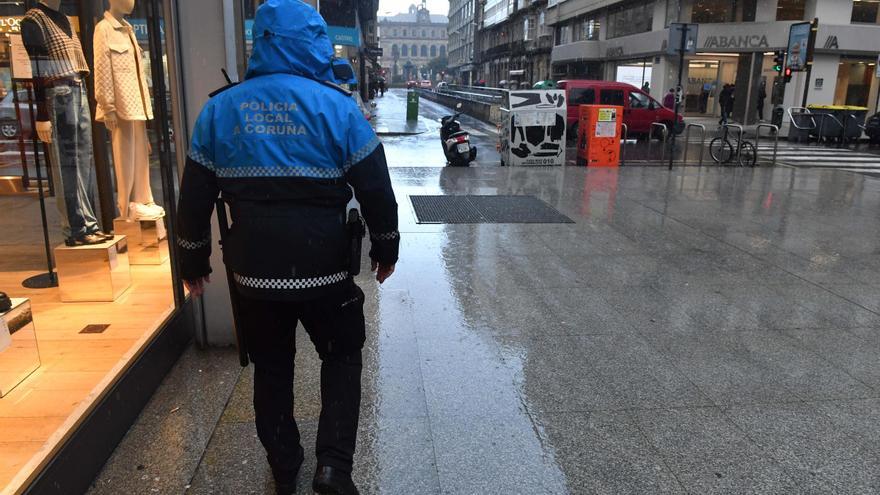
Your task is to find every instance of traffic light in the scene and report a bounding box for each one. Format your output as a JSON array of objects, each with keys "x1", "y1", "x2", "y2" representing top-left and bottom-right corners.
[
  {"x1": 784, "y1": 67, "x2": 793, "y2": 83},
  {"x1": 772, "y1": 51, "x2": 785, "y2": 73}
]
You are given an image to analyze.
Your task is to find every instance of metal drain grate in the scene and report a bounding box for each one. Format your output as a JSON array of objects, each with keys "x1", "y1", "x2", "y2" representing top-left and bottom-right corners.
[{"x1": 410, "y1": 195, "x2": 574, "y2": 224}]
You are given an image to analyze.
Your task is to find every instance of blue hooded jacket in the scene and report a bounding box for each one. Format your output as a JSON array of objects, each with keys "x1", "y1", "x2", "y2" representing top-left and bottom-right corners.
[{"x1": 176, "y1": 0, "x2": 398, "y2": 300}]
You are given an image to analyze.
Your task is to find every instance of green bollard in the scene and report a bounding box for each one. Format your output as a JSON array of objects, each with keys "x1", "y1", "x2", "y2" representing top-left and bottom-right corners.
[{"x1": 406, "y1": 90, "x2": 419, "y2": 121}]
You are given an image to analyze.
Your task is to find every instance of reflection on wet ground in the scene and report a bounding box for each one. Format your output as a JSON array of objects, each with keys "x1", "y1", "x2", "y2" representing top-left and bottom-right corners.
[{"x1": 89, "y1": 96, "x2": 880, "y2": 494}]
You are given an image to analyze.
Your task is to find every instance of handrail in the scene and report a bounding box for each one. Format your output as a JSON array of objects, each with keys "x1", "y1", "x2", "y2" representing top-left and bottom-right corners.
[
  {"x1": 620, "y1": 123, "x2": 628, "y2": 165},
  {"x1": 683, "y1": 123, "x2": 706, "y2": 167},
  {"x1": 648, "y1": 122, "x2": 669, "y2": 163},
  {"x1": 787, "y1": 107, "x2": 817, "y2": 130},
  {"x1": 755, "y1": 123, "x2": 780, "y2": 165}
]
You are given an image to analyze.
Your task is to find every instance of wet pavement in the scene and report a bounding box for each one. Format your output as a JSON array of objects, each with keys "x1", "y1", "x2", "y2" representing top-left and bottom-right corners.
[{"x1": 90, "y1": 90, "x2": 880, "y2": 494}]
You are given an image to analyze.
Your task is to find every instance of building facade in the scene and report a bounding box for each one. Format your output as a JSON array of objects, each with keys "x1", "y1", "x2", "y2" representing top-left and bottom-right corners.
[
  {"x1": 378, "y1": 2, "x2": 448, "y2": 82},
  {"x1": 548, "y1": 0, "x2": 880, "y2": 124},
  {"x1": 448, "y1": 0, "x2": 478, "y2": 84},
  {"x1": 476, "y1": 0, "x2": 553, "y2": 88}
]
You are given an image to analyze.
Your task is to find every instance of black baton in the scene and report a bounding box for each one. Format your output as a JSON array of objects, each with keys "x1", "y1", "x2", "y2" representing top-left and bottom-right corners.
[
  {"x1": 347, "y1": 208, "x2": 366, "y2": 276},
  {"x1": 215, "y1": 198, "x2": 249, "y2": 367}
]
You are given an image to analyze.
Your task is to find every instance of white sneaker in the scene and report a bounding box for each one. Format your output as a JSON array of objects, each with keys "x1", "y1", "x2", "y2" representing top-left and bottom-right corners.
[
  {"x1": 129, "y1": 202, "x2": 164, "y2": 221},
  {"x1": 143, "y1": 202, "x2": 166, "y2": 218}
]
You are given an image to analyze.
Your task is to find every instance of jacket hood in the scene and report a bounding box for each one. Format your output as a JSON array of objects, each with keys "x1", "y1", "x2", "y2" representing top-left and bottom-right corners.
[{"x1": 245, "y1": 0, "x2": 335, "y2": 81}]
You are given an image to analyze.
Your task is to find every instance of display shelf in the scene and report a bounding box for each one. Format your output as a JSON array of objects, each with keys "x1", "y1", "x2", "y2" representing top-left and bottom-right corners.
[
  {"x1": 0, "y1": 298, "x2": 40, "y2": 398},
  {"x1": 54, "y1": 236, "x2": 132, "y2": 302},
  {"x1": 113, "y1": 217, "x2": 169, "y2": 265}
]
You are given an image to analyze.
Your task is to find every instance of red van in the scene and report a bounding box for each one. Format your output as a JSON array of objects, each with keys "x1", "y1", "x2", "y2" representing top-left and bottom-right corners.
[{"x1": 557, "y1": 80, "x2": 684, "y2": 138}]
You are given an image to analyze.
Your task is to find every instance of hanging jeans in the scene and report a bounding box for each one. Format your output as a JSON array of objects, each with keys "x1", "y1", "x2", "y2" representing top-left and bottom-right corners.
[
  {"x1": 111, "y1": 119, "x2": 153, "y2": 219},
  {"x1": 45, "y1": 81, "x2": 99, "y2": 239}
]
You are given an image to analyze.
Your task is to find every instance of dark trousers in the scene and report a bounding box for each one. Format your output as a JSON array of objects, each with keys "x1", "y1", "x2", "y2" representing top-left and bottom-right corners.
[{"x1": 238, "y1": 282, "x2": 366, "y2": 473}]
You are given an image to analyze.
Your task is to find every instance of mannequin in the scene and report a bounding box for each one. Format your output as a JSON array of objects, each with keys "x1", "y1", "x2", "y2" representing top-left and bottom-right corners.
[
  {"x1": 22, "y1": 0, "x2": 112, "y2": 245},
  {"x1": 94, "y1": 0, "x2": 164, "y2": 221}
]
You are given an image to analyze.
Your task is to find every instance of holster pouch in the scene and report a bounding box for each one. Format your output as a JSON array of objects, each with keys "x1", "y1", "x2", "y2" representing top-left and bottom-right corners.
[{"x1": 347, "y1": 208, "x2": 366, "y2": 276}]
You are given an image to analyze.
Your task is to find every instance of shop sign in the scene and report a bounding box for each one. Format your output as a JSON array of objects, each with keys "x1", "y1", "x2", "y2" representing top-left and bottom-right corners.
[
  {"x1": 703, "y1": 35, "x2": 768, "y2": 49},
  {"x1": 128, "y1": 19, "x2": 165, "y2": 42},
  {"x1": 606, "y1": 46, "x2": 624, "y2": 58},
  {"x1": 823, "y1": 36, "x2": 839, "y2": 50},
  {"x1": 0, "y1": 16, "x2": 22, "y2": 34},
  {"x1": 327, "y1": 25, "x2": 361, "y2": 47},
  {"x1": 9, "y1": 34, "x2": 32, "y2": 80}
]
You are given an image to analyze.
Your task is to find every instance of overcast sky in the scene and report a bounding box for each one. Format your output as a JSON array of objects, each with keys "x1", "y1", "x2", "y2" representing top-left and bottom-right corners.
[{"x1": 378, "y1": 0, "x2": 450, "y2": 17}]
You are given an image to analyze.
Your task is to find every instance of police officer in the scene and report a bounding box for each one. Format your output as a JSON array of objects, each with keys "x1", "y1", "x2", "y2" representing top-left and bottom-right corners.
[{"x1": 175, "y1": 1, "x2": 398, "y2": 494}]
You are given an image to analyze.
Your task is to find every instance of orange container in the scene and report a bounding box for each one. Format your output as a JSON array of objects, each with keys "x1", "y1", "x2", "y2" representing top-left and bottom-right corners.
[{"x1": 576, "y1": 105, "x2": 623, "y2": 167}]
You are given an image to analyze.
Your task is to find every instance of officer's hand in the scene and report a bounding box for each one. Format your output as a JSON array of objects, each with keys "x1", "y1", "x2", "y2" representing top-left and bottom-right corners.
[
  {"x1": 184, "y1": 275, "x2": 211, "y2": 297},
  {"x1": 371, "y1": 261, "x2": 395, "y2": 284}
]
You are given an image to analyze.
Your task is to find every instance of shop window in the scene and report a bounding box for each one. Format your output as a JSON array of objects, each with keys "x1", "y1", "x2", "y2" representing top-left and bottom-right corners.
[
  {"x1": 606, "y1": 1, "x2": 653, "y2": 39},
  {"x1": 852, "y1": 0, "x2": 880, "y2": 24},
  {"x1": 570, "y1": 87, "x2": 595, "y2": 105},
  {"x1": 0, "y1": 0, "x2": 184, "y2": 492},
  {"x1": 600, "y1": 89, "x2": 625, "y2": 106},
  {"x1": 776, "y1": 0, "x2": 806, "y2": 20}
]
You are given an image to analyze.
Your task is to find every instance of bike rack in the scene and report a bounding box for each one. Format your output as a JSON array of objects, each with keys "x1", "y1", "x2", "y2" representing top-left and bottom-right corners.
[
  {"x1": 755, "y1": 123, "x2": 780, "y2": 165},
  {"x1": 620, "y1": 123, "x2": 628, "y2": 165},
  {"x1": 648, "y1": 122, "x2": 669, "y2": 163},
  {"x1": 682, "y1": 123, "x2": 706, "y2": 167},
  {"x1": 721, "y1": 124, "x2": 744, "y2": 166}
]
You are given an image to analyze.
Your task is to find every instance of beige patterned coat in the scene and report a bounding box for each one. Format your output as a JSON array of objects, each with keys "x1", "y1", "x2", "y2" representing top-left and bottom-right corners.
[{"x1": 93, "y1": 12, "x2": 153, "y2": 122}]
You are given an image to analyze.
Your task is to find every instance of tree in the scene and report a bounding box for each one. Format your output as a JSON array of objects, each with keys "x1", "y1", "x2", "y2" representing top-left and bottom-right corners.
[{"x1": 427, "y1": 54, "x2": 448, "y2": 76}]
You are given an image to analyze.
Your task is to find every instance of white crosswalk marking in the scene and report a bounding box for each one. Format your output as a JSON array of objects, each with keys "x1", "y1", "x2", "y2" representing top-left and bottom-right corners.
[{"x1": 709, "y1": 139, "x2": 880, "y2": 169}]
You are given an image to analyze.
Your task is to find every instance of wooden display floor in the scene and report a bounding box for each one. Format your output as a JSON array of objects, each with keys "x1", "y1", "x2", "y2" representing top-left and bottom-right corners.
[{"x1": 0, "y1": 260, "x2": 175, "y2": 493}]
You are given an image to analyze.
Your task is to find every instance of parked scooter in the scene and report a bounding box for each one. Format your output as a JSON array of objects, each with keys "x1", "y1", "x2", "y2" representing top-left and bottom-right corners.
[{"x1": 440, "y1": 103, "x2": 477, "y2": 167}]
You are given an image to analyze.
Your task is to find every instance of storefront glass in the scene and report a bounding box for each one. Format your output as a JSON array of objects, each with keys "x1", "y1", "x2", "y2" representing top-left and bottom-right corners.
[
  {"x1": 851, "y1": 0, "x2": 880, "y2": 24},
  {"x1": 0, "y1": 0, "x2": 183, "y2": 491},
  {"x1": 776, "y1": 0, "x2": 806, "y2": 21},
  {"x1": 691, "y1": 0, "x2": 756, "y2": 23},
  {"x1": 606, "y1": 1, "x2": 653, "y2": 39},
  {"x1": 834, "y1": 58, "x2": 880, "y2": 107}
]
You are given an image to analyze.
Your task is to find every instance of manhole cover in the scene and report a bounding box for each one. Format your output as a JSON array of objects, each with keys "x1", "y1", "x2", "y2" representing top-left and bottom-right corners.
[{"x1": 410, "y1": 195, "x2": 574, "y2": 224}]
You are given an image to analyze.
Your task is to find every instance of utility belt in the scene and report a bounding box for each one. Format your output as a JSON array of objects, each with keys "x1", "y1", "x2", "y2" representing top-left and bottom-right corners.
[{"x1": 225, "y1": 200, "x2": 365, "y2": 276}]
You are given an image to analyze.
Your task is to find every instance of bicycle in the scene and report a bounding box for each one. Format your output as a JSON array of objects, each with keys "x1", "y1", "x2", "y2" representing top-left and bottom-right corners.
[{"x1": 709, "y1": 125, "x2": 757, "y2": 167}]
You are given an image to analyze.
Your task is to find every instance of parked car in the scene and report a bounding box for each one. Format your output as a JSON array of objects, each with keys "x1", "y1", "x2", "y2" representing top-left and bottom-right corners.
[
  {"x1": 435, "y1": 81, "x2": 449, "y2": 91},
  {"x1": 557, "y1": 80, "x2": 684, "y2": 139},
  {"x1": 0, "y1": 89, "x2": 33, "y2": 139},
  {"x1": 533, "y1": 80, "x2": 557, "y2": 89},
  {"x1": 419, "y1": 80, "x2": 433, "y2": 89},
  {"x1": 865, "y1": 112, "x2": 880, "y2": 144}
]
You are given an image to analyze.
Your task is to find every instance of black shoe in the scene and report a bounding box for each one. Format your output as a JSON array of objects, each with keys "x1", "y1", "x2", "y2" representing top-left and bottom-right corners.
[
  {"x1": 90, "y1": 230, "x2": 114, "y2": 241},
  {"x1": 65, "y1": 233, "x2": 107, "y2": 246},
  {"x1": 272, "y1": 446, "x2": 304, "y2": 495},
  {"x1": 312, "y1": 466, "x2": 359, "y2": 495}
]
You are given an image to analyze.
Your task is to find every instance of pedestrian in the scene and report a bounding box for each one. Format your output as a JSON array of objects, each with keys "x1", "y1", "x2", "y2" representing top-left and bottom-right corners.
[
  {"x1": 719, "y1": 83, "x2": 734, "y2": 124},
  {"x1": 699, "y1": 81, "x2": 712, "y2": 113},
  {"x1": 757, "y1": 80, "x2": 767, "y2": 121},
  {"x1": 642, "y1": 81, "x2": 651, "y2": 95},
  {"x1": 379, "y1": 78, "x2": 385, "y2": 96},
  {"x1": 175, "y1": 1, "x2": 399, "y2": 494},
  {"x1": 663, "y1": 88, "x2": 676, "y2": 109}
]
